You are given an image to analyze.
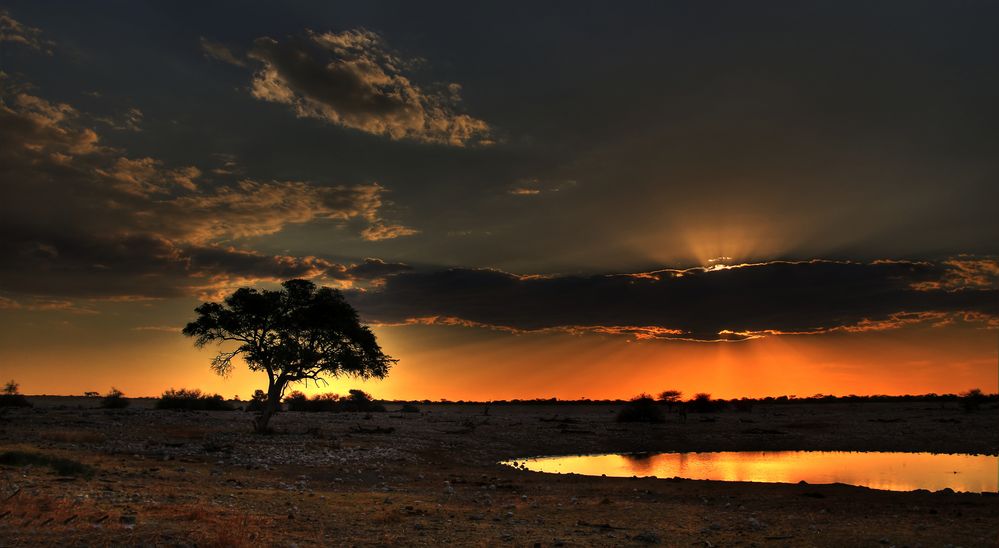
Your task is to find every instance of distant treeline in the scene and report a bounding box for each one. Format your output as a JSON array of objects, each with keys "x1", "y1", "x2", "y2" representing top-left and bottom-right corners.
[{"x1": 388, "y1": 392, "x2": 999, "y2": 406}]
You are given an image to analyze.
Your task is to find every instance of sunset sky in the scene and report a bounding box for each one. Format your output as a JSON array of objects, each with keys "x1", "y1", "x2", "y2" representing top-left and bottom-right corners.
[{"x1": 1, "y1": 2, "x2": 996, "y2": 400}]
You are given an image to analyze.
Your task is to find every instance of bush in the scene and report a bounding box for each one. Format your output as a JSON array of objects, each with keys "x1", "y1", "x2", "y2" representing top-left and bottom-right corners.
[
  {"x1": 156, "y1": 388, "x2": 234, "y2": 411},
  {"x1": 399, "y1": 403, "x2": 420, "y2": 413},
  {"x1": 0, "y1": 379, "x2": 30, "y2": 407},
  {"x1": 284, "y1": 391, "x2": 311, "y2": 412},
  {"x1": 961, "y1": 388, "x2": 985, "y2": 413},
  {"x1": 284, "y1": 389, "x2": 386, "y2": 412},
  {"x1": 0, "y1": 393, "x2": 31, "y2": 407},
  {"x1": 99, "y1": 387, "x2": 129, "y2": 409},
  {"x1": 689, "y1": 393, "x2": 718, "y2": 413},
  {"x1": 341, "y1": 389, "x2": 386, "y2": 412},
  {"x1": 0, "y1": 450, "x2": 93, "y2": 477},
  {"x1": 732, "y1": 398, "x2": 754, "y2": 412},
  {"x1": 616, "y1": 394, "x2": 665, "y2": 423},
  {"x1": 246, "y1": 389, "x2": 268, "y2": 412}
]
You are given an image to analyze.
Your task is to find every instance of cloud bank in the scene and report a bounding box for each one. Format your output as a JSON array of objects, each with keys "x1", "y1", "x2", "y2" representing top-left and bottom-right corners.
[
  {"x1": 351, "y1": 260, "x2": 998, "y2": 341},
  {"x1": 0, "y1": 80, "x2": 413, "y2": 301}
]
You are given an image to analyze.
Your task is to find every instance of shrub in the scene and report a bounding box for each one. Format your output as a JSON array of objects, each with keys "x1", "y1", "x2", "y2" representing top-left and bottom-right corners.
[
  {"x1": 99, "y1": 387, "x2": 130, "y2": 409},
  {"x1": 0, "y1": 379, "x2": 31, "y2": 408},
  {"x1": 156, "y1": 388, "x2": 234, "y2": 411},
  {"x1": 309, "y1": 393, "x2": 340, "y2": 412},
  {"x1": 285, "y1": 389, "x2": 386, "y2": 412},
  {"x1": 732, "y1": 398, "x2": 754, "y2": 412},
  {"x1": 616, "y1": 394, "x2": 665, "y2": 423},
  {"x1": 341, "y1": 389, "x2": 386, "y2": 412},
  {"x1": 689, "y1": 392, "x2": 718, "y2": 413},
  {"x1": 399, "y1": 403, "x2": 420, "y2": 413},
  {"x1": 246, "y1": 389, "x2": 268, "y2": 412},
  {"x1": 961, "y1": 388, "x2": 985, "y2": 413},
  {"x1": 284, "y1": 391, "x2": 311, "y2": 412},
  {"x1": 0, "y1": 450, "x2": 93, "y2": 477}
]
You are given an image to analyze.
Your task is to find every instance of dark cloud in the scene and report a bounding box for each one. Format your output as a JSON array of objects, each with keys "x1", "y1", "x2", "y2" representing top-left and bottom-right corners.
[
  {"x1": 0, "y1": 10, "x2": 52, "y2": 53},
  {"x1": 244, "y1": 29, "x2": 491, "y2": 146},
  {"x1": 350, "y1": 260, "x2": 998, "y2": 341},
  {"x1": 0, "y1": 81, "x2": 414, "y2": 300},
  {"x1": 199, "y1": 37, "x2": 246, "y2": 67},
  {"x1": 342, "y1": 258, "x2": 412, "y2": 280}
]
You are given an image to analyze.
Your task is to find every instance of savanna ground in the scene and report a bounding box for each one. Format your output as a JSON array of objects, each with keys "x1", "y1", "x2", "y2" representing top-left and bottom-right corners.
[{"x1": 1, "y1": 399, "x2": 997, "y2": 547}]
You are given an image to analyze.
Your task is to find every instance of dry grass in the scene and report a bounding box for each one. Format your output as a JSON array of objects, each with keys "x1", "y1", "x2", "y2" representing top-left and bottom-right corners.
[
  {"x1": 146, "y1": 504, "x2": 273, "y2": 547},
  {"x1": 38, "y1": 429, "x2": 106, "y2": 444},
  {"x1": 0, "y1": 479, "x2": 127, "y2": 544}
]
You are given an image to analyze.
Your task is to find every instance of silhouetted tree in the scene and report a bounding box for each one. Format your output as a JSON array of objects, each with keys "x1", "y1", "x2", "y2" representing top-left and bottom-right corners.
[
  {"x1": 183, "y1": 279, "x2": 394, "y2": 433},
  {"x1": 657, "y1": 389, "x2": 683, "y2": 412},
  {"x1": 0, "y1": 379, "x2": 30, "y2": 408},
  {"x1": 100, "y1": 387, "x2": 129, "y2": 409}
]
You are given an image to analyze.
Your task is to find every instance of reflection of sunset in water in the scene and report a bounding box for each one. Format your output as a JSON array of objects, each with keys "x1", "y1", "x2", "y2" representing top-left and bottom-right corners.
[{"x1": 504, "y1": 451, "x2": 998, "y2": 493}]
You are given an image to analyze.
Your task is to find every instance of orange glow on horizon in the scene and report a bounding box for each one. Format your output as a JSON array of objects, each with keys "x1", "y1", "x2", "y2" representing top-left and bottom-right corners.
[{"x1": 2, "y1": 320, "x2": 994, "y2": 401}]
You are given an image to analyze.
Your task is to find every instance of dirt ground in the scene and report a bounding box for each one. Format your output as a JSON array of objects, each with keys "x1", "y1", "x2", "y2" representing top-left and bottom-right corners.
[{"x1": 1, "y1": 399, "x2": 997, "y2": 546}]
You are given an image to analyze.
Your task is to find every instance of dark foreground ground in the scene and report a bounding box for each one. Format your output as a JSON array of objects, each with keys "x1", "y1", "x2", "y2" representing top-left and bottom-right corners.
[{"x1": 1, "y1": 399, "x2": 997, "y2": 546}]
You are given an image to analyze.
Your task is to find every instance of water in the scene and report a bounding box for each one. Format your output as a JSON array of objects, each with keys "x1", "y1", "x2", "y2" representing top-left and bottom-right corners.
[{"x1": 502, "y1": 451, "x2": 998, "y2": 492}]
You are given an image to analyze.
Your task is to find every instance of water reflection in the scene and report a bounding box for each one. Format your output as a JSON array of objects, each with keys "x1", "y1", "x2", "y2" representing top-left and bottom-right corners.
[{"x1": 504, "y1": 451, "x2": 998, "y2": 492}]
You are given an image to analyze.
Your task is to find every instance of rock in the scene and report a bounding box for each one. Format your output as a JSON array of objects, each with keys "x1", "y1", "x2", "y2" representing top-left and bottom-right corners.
[
  {"x1": 633, "y1": 531, "x2": 660, "y2": 544},
  {"x1": 747, "y1": 517, "x2": 765, "y2": 530}
]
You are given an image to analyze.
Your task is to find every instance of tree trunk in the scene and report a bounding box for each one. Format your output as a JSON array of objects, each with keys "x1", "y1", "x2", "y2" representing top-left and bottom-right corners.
[{"x1": 254, "y1": 385, "x2": 283, "y2": 433}]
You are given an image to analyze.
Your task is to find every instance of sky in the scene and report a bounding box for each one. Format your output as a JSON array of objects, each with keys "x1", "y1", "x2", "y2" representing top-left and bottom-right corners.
[{"x1": 1, "y1": 1, "x2": 996, "y2": 400}]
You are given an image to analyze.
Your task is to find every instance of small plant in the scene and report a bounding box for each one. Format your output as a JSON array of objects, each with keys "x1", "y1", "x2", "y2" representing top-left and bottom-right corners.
[
  {"x1": 156, "y1": 388, "x2": 234, "y2": 411},
  {"x1": 617, "y1": 394, "x2": 666, "y2": 423},
  {"x1": 0, "y1": 379, "x2": 31, "y2": 408},
  {"x1": 100, "y1": 387, "x2": 130, "y2": 409}
]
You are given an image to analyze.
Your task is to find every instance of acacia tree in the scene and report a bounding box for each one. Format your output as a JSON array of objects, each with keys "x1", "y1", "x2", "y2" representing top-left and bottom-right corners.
[
  {"x1": 657, "y1": 390, "x2": 683, "y2": 413},
  {"x1": 183, "y1": 279, "x2": 394, "y2": 432}
]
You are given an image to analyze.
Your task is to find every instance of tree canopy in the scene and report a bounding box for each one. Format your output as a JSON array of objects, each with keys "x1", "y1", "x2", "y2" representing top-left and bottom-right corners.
[{"x1": 183, "y1": 279, "x2": 394, "y2": 431}]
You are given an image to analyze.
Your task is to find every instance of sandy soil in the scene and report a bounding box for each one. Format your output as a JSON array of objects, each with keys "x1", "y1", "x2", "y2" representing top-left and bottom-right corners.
[{"x1": 1, "y1": 399, "x2": 997, "y2": 546}]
